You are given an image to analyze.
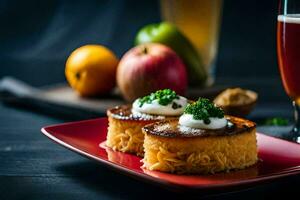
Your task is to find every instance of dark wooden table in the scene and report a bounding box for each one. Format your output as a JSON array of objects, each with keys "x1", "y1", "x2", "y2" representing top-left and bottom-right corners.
[{"x1": 1, "y1": 77, "x2": 300, "y2": 200}]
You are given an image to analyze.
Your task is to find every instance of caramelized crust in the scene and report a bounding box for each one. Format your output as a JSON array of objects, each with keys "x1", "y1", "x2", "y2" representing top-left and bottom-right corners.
[{"x1": 142, "y1": 115, "x2": 256, "y2": 138}]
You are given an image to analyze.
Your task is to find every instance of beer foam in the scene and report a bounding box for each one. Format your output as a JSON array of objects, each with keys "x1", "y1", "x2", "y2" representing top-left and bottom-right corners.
[{"x1": 278, "y1": 14, "x2": 300, "y2": 24}]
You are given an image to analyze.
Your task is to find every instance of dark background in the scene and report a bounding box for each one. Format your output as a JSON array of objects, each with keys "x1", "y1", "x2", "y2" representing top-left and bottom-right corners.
[
  {"x1": 0, "y1": 0, "x2": 279, "y2": 86},
  {"x1": 3, "y1": 1, "x2": 300, "y2": 200}
]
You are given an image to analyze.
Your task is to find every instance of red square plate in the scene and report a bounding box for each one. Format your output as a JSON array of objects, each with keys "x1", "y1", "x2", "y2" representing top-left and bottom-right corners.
[{"x1": 41, "y1": 118, "x2": 300, "y2": 191}]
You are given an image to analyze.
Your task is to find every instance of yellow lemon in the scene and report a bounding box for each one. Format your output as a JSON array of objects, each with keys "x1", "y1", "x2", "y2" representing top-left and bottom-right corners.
[{"x1": 65, "y1": 45, "x2": 118, "y2": 96}]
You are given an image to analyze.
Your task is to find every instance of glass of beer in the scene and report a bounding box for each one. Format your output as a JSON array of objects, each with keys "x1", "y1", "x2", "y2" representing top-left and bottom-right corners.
[
  {"x1": 277, "y1": 0, "x2": 300, "y2": 142},
  {"x1": 160, "y1": 0, "x2": 223, "y2": 85}
]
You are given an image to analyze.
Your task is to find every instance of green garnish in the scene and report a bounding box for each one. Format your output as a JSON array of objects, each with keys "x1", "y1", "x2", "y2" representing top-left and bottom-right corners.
[
  {"x1": 264, "y1": 117, "x2": 289, "y2": 126},
  {"x1": 184, "y1": 98, "x2": 224, "y2": 124},
  {"x1": 138, "y1": 89, "x2": 180, "y2": 107}
]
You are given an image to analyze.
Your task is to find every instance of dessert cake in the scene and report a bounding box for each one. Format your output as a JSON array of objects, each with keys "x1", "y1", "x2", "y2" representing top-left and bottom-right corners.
[
  {"x1": 106, "y1": 89, "x2": 188, "y2": 156},
  {"x1": 142, "y1": 98, "x2": 257, "y2": 174}
]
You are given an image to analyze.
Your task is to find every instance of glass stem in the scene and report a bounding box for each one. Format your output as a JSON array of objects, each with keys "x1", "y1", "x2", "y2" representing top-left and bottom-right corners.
[{"x1": 291, "y1": 101, "x2": 300, "y2": 135}]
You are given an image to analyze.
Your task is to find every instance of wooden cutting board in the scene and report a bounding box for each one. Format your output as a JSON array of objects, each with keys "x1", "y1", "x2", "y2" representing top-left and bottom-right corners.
[{"x1": 0, "y1": 77, "x2": 228, "y2": 119}]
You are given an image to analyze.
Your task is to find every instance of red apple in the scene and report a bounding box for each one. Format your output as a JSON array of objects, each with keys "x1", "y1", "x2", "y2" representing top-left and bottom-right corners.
[{"x1": 117, "y1": 43, "x2": 188, "y2": 102}]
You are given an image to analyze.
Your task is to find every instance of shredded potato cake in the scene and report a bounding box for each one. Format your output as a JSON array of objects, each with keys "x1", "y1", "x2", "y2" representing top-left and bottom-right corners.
[
  {"x1": 106, "y1": 117, "x2": 151, "y2": 156},
  {"x1": 142, "y1": 118, "x2": 257, "y2": 174}
]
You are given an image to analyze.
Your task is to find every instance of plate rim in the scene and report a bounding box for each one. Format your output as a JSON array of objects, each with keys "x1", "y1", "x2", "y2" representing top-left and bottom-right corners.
[{"x1": 41, "y1": 117, "x2": 300, "y2": 190}]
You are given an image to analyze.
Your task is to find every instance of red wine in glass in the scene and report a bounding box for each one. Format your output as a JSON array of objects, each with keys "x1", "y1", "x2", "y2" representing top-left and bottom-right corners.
[{"x1": 277, "y1": 14, "x2": 300, "y2": 141}]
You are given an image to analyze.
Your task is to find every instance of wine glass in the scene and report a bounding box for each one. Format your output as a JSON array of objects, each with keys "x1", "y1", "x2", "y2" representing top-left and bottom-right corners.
[{"x1": 277, "y1": 0, "x2": 300, "y2": 142}]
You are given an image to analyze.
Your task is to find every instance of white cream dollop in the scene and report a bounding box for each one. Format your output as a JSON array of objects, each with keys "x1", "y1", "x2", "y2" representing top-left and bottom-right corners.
[
  {"x1": 179, "y1": 114, "x2": 227, "y2": 129},
  {"x1": 132, "y1": 96, "x2": 187, "y2": 116}
]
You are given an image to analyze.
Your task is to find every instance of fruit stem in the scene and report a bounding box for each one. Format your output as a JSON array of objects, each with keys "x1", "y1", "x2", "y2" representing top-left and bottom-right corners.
[{"x1": 142, "y1": 46, "x2": 148, "y2": 54}]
